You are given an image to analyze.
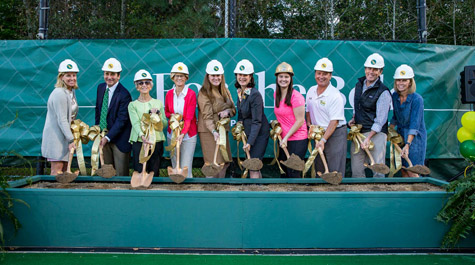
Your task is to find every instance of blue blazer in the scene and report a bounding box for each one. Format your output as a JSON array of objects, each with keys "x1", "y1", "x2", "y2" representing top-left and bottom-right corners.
[{"x1": 95, "y1": 82, "x2": 132, "y2": 153}]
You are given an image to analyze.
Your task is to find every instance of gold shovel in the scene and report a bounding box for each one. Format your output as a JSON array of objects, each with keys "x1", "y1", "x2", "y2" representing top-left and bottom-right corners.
[
  {"x1": 315, "y1": 141, "x2": 342, "y2": 185},
  {"x1": 201, "y1": 143, "x2": 224, "y2": 176},
  {"x1": 278, "y1": 135, "x2": 305, "y2": 171},
  {"x1": 95, "y1": 146, "x2": 116, "y2": 178},
  {"x1": 394, "y1": 144, "x2": 431, "y2": 176},
  {"x1": 56, "y1": 148, "x2": 79, "y2": 183},
  {"x1": 241, "y1": 136, "x2": 263, "y2": 171},
  {"x1": 355, "y1": 134, "x2": 390, "y2": 175},
  {"x1": 131, "y1": 143, "x2": 154, "y2": 188},
  {"x1": 167, "y1": 140, "x2": 188, "y2": 184}
]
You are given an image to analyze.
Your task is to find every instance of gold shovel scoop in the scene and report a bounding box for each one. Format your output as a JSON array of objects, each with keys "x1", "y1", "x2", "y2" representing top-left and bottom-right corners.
[
  {"x1": 241, "y1": 136, "x2": 263, "y2": 171},
  {"x1": 355, "y1": 134, "x2": 390, "y2": 175},
  {"x1": 56, "y1": 147, "x2": 79, "y2": 183},
  {"x1": 278, "y1": 135, "x2": 305, "y2": 171},
  {"x1": 394, "y1": 144, "x2": 431, "y2": 175},
  {"x1": 167, "y1": 139, "x2": 188, "y2": 184},
  {"x1": 131, "y1": 143, "x2": 154, "y2": 188},
  {"x1": 95, "y1": 146, "x2": 116, "y2": 178},
  {"x1": 201, "y1": 143, "x2": 224, "y2": 176},
  {"x1": 315, "y1": 141, "x2": 342, "y2": 185}
]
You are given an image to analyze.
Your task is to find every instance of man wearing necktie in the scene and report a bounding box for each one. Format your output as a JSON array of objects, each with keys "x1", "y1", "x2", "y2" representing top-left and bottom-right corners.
[{"x1": 95, "y1": 58, "x2": 132, "y2": 176}]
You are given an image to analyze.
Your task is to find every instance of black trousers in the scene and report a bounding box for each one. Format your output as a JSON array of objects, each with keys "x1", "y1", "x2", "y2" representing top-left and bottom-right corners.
[
  {"x1": 132, "y1": 141, "x2": 164, "y2": 177},
  {"x1": 278, "y1": 138, "x2": 308, "y2": 178}
]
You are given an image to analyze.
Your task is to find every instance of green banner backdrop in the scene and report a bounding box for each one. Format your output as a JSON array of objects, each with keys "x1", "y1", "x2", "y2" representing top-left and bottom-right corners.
[{"x1": 0, "y1": 39, "x2": 473, "y2": 159}]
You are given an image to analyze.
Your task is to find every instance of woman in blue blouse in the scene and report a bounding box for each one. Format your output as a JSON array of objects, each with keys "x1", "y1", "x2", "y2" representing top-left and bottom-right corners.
[{"x1": 389, "y1": 64, "x2": 427, "y2": 177}]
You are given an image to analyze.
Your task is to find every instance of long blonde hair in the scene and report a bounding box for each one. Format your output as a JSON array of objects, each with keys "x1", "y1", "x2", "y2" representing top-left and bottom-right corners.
[{"x1": 55, "y1": 72, "x2": 78, "y2": 89}]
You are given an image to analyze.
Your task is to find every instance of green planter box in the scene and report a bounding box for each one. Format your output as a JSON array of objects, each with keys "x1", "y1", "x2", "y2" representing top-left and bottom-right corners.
[{"x1": 3, "y1": 176, "x2": 474, "y2": 249}]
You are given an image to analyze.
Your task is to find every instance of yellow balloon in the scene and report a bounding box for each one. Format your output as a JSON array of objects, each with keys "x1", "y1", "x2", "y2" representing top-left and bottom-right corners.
[
  {"x1": 462, "y1": 111, "x2": 475, "y2": 133},
  {"x1": 457, "y1": 127, "x2": 475, "y2": 143}
]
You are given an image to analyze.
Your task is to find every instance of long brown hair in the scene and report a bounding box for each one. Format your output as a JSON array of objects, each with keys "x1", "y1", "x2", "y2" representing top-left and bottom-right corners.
[
  {"x1": 275, "y1": 74, "x2": 293, "y2": 108},
  {"x1": 200, "y1": 74, "x2": 234, "y2": 105}
]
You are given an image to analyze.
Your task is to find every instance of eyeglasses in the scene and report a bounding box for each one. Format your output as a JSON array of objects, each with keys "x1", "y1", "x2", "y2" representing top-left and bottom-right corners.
[
  {"x1": 174, "y1": 75, "x2": 186, "y2": 79},
  {"x1": 137, "y1": 81, "x2": 152, "y2": 86}
]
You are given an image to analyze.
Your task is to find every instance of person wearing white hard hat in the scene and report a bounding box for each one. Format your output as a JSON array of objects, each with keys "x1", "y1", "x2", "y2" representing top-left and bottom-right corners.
[
  {"x1": 41, "y1": 59, "x2": 80, "y2": 175},
  {"x1": 165, "y1": 62, "x2": 197, "y2": 178},
  {"x1": 305, "y1": 58, "x2": 347, "y2": 177},
  {"x1": 197, "y1": 59, "x2": 236, "y2": 178},
  {"x1": 274, "y1": 62, "x2": 308, "y2": 178},
  {"x1": 234, "y1": 59, "x2": 269, "y2": 178},
  {"x1": 95, "y1": 58, "x2": 132, "y2": 176},
  {"x1": 348, "y1": 53, "x2": 392, "y2": 178},
  {"x1": 128, "y1": 70, "x2": 167, "y2": 177},
  {"x1": 389, "y1": 64, "x2": 427, "y2": 177}
]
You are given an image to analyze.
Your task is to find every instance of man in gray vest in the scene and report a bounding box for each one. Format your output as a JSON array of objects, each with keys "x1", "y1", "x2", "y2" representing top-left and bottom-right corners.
[{"x1": 348, "y1": 53, "x2": 391, "y2": 178}]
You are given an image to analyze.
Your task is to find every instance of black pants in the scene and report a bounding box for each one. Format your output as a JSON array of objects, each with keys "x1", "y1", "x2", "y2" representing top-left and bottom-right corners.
[
  {"x1": 278, "y1": 138, "x2": 308, "y2": 178},
  {"x1": 132, "y1": 141, "x2": 164, "y2": 177}
]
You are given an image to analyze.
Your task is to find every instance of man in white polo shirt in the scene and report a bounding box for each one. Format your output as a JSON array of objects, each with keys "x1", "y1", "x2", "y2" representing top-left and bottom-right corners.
[{"x1": 306, "y1": 57, "x2": 347, "y2": 177}]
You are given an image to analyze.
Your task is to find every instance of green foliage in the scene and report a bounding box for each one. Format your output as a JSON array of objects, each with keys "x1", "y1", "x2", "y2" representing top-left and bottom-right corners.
[
  {"x1": 437, "y1": 164, "x2": 475, "y2": 248},
  {"x1": 0, "y1": 115, "x2": 30, "y2": 251}
]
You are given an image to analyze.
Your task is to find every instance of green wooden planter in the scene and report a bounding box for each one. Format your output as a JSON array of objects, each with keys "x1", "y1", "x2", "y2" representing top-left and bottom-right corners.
[{"x1": 3, "y1": 176, "x2": 474, "y2": 249}]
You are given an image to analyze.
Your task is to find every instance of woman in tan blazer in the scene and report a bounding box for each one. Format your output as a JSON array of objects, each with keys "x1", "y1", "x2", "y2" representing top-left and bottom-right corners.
[{"x1": 198, "y1": 60, "x2": 236, "y2": 178}]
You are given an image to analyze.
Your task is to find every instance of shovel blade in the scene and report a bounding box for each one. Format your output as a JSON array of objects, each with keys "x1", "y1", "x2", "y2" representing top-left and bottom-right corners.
[
  {"x1": 364, "y1": 163, "x2": 390, "y2": 175},
  {"x1": 140, "y1": 171, "x2": 154, "y2": 188},
  {"x1": 281, "y1": 154, "x2": 305, "y2": 171},
  {"x1": 97, "y1": 164, "x2": 116, "y2": 178},
  {"x1": 201, "y1": 164, "x2": 222, "y2": 176},
  {"x1": 242, "y1": 159, "x2": 263, "y2": 171},
  {"x1": 320, "y1": 172, "x2": 343, "y2": 185},
  {"x1": 131, "y1": 171, "x2": 142, "y2": 188},
  {"x1": 404, "y1": 165, "x2": 431, "y2": 175},
  {"x1": 56, "y1": 171, "x2": 79, "y2": 184}
]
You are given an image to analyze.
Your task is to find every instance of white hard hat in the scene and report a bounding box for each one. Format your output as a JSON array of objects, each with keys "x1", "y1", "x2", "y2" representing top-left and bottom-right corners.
[
  {"x1": 234, "y1": 59, "x2": 254, "y2": 75},
  {"x1": 171, "y1": 62, "x2": 189, "y2": 75},
  {"x1": 364, "y1": 53, "x2": 385, "y2": 68},
  {"x1": 206, "y1": 59, "x2": 224, "y2": 75},
  {"x1": 102, "y1": 58, "x2": 122, "y2": 72},
  {"x1": 393, "y1": 64, "x2": 414, "y2": 79},
  {"x1": 134, "y1": 69, "x2": 152, "y2": 82},
  {"x1": 58, "y1": 59, "x2": 79, "y2": 73},
  {"x1": 314, "y1": 58, "x2": 333, "y2": 72}
]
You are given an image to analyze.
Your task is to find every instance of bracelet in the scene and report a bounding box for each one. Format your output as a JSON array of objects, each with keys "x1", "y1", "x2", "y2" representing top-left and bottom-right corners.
[{"x1": 321, "y1": 138, "x2": 327, "y2": 143}]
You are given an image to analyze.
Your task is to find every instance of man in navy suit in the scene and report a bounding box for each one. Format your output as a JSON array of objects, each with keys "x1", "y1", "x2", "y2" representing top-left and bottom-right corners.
[{"x1": 95, "y1": 58, "x2": 132, "y2": 176}]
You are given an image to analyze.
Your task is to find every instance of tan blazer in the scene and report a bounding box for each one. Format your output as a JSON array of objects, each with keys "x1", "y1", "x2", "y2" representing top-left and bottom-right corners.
[{"x1": 197, "y1": 88, "x2": 236, "y2": 133}]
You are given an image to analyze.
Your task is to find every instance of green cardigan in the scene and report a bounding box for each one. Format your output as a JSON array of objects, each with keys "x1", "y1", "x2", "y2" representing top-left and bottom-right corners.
[{"x1": 128, "y1": 98, "x2": 167, "y2": 143}]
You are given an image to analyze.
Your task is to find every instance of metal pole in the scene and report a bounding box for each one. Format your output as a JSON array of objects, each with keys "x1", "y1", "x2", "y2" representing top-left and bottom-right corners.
[
  {"x1": 225, "y1": 0, "x2": 229, "y2": 38},
  {"x1": 417, "y1": 0, "x2": 427, "y2": 43},
  {"x1": 229, "y1": 0, "x2": 235, "y2": 38},
  {"x1": 37, "y1": 0, "x2": 50, "y2": 39}
]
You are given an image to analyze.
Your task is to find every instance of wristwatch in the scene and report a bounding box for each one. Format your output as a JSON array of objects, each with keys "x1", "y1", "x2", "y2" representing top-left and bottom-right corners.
[{"x1": 407, "y1": 142, "x2": 412, "y2": 146}]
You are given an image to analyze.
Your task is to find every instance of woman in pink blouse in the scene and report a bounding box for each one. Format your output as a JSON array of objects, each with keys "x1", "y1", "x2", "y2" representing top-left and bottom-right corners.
[
  {"x1": 165, "y1": 62, "x2": 197, "y2": 178},
  {"x1": 273, "y1": 62, "x2": 308, "y2": 178}
]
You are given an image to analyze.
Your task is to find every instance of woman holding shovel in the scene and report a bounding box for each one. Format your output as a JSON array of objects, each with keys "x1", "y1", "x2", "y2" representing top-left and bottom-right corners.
[
  {"x1": 390, "y1": 64, "x2": 427, "y2": 177},
  {"x1": 234, "y1": 59, "x2": 269, "y2": 178},
  {"x1": 165, "y1": 62, "x2": 197, "y2": 179},
  {"x1": 273, "y1": 62, "x2": 308, "y2": 178},
  {"x1": 198, "y1": 60, "x2": 236, "y2": 178},
  {"x1": 128, "y1": 70, "x2": 167, "y2": 180},
  {"x1": 41, "y1": 59, "x2": 79, "y2": 176}
]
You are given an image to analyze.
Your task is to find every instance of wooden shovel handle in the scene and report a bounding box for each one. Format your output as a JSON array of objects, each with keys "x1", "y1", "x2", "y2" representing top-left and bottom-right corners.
[
  {"x1": 212, "y1": 142, "x2": 220, "y2": 165},
  {"x1": 315, "y1": 140, "x2": 330, "y2": 174},
  {"x1": 241, "y1": 135, "x2": 251, "y2": 159},
  {"x1": 141, "y1": 143, "x2": 149, "y2": 176},
  {"x1": 176, "y1": 139, "x2": 181, "y2": 169},
  {"x1": 393, "y1": 143, "x2": 414, "y2": 167},
  {"x1": 66, "y1": 147, "x2": 75, "y2": 173},
  {"x1": 355, "y1": 134, "x2": 375, "y2": 165},
  {"x1": 99, "y1": 146, "x2": 105, "y2": 166},
  {"x1": 277, "y1": 135, "x2": 290, "y2": 158}
]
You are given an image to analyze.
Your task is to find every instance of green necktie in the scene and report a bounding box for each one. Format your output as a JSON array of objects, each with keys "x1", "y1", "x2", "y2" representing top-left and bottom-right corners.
[{"x1": 99, "y1": 88, "x2": 109, "y2": 130}]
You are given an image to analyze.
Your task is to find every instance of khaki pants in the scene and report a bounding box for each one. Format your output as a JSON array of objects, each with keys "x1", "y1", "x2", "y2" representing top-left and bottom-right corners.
[
  {"x1": 350, "y1": 131, "x2": 387, "y2": 178},
  {"x1": 102, "y1": 142, "x2": 130, "y2": 176}
]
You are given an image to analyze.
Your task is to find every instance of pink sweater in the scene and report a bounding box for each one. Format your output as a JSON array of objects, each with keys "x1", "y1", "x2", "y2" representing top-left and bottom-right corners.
[{"x1": 165, "y1": 88, "x2": 198, "y2": 137}]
